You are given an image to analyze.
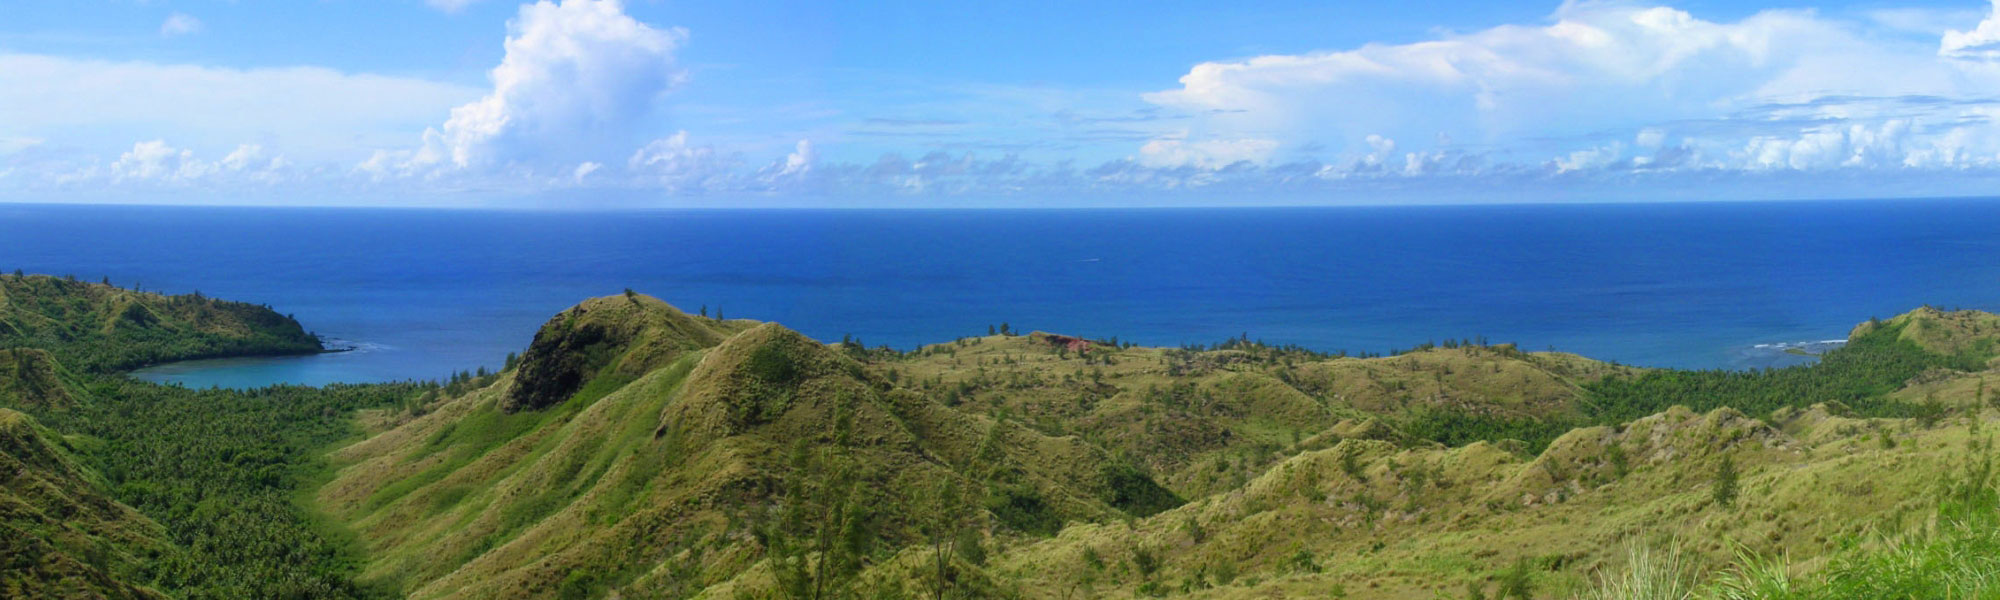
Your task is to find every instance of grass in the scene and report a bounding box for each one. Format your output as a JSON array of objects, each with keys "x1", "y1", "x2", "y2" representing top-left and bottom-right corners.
[
  {"x1": 1576, "y1": 436, "x2": 2000, "y2": 600},
  {"x1": 22, "y1": 281, "x2": 1997, "y2": 600}
]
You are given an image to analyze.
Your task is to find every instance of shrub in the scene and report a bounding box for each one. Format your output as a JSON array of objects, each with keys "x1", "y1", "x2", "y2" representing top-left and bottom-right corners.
[{"x1": 1713, "y1": 454, "x2": 1739, "y2": 509}]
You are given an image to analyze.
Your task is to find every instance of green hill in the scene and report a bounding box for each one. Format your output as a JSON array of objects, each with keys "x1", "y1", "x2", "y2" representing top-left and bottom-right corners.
[
  {"x1": 0, "y1": 275, "x2": 418, "y2": 599},
  {"x1": 0, "y1": 348, "x2": 85, "y2": 410},
  {"x1": 0, "y1": 274, "x2": 323, "y2": 373},
  {"x1": 10, "y1": 278, "x2": 2000, "y2": 599},
  {"x1": 320, "y1": 296, "x2": 1176, "y2": 599},
  {"x1": 315, "y1": 295, "x2": 2000, "y2": 599},
  {"x1": 0, "y1": 407, "x2": 169, "y2": 600}
]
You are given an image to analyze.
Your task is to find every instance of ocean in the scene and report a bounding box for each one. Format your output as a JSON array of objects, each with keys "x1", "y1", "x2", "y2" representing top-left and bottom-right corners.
[{"x1": 2, "y1": 199, "x2": 1997, "y2": 389}]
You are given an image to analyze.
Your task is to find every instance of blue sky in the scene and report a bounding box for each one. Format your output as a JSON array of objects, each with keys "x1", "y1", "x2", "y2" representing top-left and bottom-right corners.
[{"x1": 5, "y1": 0, "x2": 2000, "y2": 206}]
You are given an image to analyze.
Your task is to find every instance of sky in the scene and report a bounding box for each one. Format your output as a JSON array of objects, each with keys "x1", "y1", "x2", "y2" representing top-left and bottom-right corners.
[{"x1": 6, "y1": 0, "x2": 2000, "y2": 207}]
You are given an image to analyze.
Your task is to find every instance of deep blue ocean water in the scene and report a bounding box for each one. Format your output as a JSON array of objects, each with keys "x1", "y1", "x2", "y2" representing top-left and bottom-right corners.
[{"x1": 3, "y1": 199, "x2": 1998, "y2": 389}]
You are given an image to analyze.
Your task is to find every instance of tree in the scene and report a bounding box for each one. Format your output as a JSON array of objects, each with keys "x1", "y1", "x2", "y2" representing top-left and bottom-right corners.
[
  {"x1": 1712, "y1": 454, "x2": 1739, "y2": 509},
  {"x1": 701, "y1": 305, "x2": 708, "y2": 317},
  {"x1": 755, "y1": 401, "x2": 876, "y2": 600},
  {"x1": 916, "y1": 476, "x2": 980, "y2": 600}
]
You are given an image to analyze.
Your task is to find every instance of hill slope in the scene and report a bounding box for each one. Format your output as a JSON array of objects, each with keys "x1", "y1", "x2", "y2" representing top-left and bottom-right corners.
[
  {"x1": 0, "y1": 274, "x2": 322, "y2": 373},
  {"x1": 0, "y1": 408, "x2": 168, "y2": 600},
  {"x1": 321, "y1": 295, "x2": 1178, "y2": 599},
  {"x1": 0, "y1": 275, "x2": 421, "y2": 599},
  {"x1": 319, "y1": 299, "x2": 2000, "y2": 600},
  {"x1": 8, "y1": 276, "x2": 1994, "y2": 599},
  {"x1": 0, "y1": 348, "x2": 85, "y2": 410}
]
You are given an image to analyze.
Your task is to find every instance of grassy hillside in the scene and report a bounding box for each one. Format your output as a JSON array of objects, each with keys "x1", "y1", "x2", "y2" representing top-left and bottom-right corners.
[
  {"x1": 0, "y1": 348, "x2": 86, "y2": 409},
  {"x1": 0, "y1": 407, "x2": 169, "y2": 600},
  {"x1": 0, "y1": 274, "x2": 322, "y2": 373},
  {"x1": 317, "y1": 296, "x2": 2000, "y2": 600},
  {"x1": 320, "y1": 295, "x2": 1178, "y2": 599},
  {"x1": 11, "y1": 275, "x2": 2000, "y2": 599}
]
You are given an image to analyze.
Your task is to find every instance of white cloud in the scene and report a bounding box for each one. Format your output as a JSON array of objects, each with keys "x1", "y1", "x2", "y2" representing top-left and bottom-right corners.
[
  {"x1": 0, "y1": 136, "x2": 42, "y2": 156},
  {"x1": 221, "y1": 144, "x2": 263, "y2": 171},
  {"x1": 1942, "y1": 0, "x2": 2000, "y2": 61},
  {"x1": 1552, "y1": 143, "x2": 1625, "y2": 173},
  {"x1": 427, "y1": 0, "x2": 485, "y2": 14},
  {"x1": 111, "y1": 140, "x2": 206, "y2": 182},
  {"x1": 401, "y1": 0, "x2": 688, "y2": 172},
  {"x1": 757, "y1": 139, "x2": 817, "y2": 186},
  {"x1": 1137, "y1": 137, "x2": 1278, "y2": 168},
  {"x1": 160, "y1": 13, "x2": 203, "y2": 37},
  {"x1": 1143, "y1": 3, "x2": 1997, "y2": 169},
  {"x1": 71, "y1": 140, "x2": 294, "y2": 187},
  {"x1": 27, "y1": 1, "x2": 2000, "y2": 205},
  {"x1": 626, "y1": 131, "x2": 740, "y2": 190},
  {"x1": 1635, "y1": 128, "x2": 1665, "y2": 148},
  {"x1": 0, "y1": 53, "x2": 479, "y2": 164}
]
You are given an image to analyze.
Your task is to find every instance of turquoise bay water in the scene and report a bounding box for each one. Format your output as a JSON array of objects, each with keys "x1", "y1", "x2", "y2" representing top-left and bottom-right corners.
[{"x1": 3, "y1": 199, "x2": 1998, "y2": 388}]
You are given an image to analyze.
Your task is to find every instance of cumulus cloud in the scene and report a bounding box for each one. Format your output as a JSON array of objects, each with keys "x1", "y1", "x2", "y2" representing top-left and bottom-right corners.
[
  {"x1": 221, "y1": 144, "x2": 269, "y2": 171},
  {"x1": 112, "y1": 141, "x2": 202, "y2": 181},
  {"x1": 398, "y1": 0, "x2": 687, "y2": 172},
  {"x1": 627, "y1": 131, "x2": 739, "y2": 191},
  {"x1": 757, "y1": 139, "x2": 817, "y2": 186},
  {"x1": 1942, "y1": 0, "x2": 2000, "y2": 61},
  {"x1": 88, "y1": 141, "x2": 291, "y2": 186},
  {"x1": 160, "y1": 13, "x2": 203, "y2": 37},
  {"x1": 1143, "y1": 2, "x2": 2000, "y2": 174}
]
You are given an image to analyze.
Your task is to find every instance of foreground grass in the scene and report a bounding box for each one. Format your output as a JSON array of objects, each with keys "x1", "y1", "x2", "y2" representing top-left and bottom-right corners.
[{"x1": 1579, "y1": 436, "x2": 2000, "y2": 600}]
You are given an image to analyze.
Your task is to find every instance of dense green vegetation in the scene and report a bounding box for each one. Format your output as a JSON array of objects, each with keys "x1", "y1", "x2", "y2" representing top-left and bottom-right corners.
[
  {"x1": 0, "y1": 274, "x2": 323, "y2": 373},
  {"x1": 28, "y1": 377, "x2": 422, "y2": 599},
  {"x1": 1404, "y1": 317, "x2": 1989, "y2": 454},
  {"x1": 0, "y1": 273, "x2": 417, "y2": 599},
  {"x1": 1581, "y1": 318, "x2": 1982, "y2": 423}
]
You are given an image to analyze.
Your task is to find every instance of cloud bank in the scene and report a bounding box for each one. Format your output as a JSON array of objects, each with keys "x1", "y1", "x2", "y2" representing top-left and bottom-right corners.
[{"x1": 15, "y1": 1, "x2": 2000, "y2": 205}]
